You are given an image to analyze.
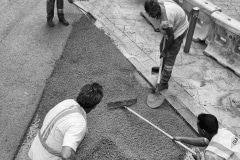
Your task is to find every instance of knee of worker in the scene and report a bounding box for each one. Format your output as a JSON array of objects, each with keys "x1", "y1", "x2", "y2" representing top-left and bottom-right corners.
[
  {"x1": 161, "y1": 67, "x2": 173, "y2": 83},
  {"x1": 56, "y1": 0, "x2": 64, "y2": 9},
  {"x1": 168, "y1": 39, "x2": 183, "y2": 57},
  {"x1": 164, "y1": 55, "x2": 177, "y2": 67}
]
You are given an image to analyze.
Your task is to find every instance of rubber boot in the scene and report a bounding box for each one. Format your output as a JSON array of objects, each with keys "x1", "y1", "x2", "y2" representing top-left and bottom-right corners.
[
  {"x1": 47, "y1": 19, "x2": 54, "y2": 27},
  {"x1": 58, "y1": 14, "x2": 69, "y2": 26}
]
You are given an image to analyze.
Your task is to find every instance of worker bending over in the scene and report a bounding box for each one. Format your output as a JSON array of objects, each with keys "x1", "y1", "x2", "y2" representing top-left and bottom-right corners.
[{"x1": 144, "y1": 0, "x2": 189, "y2": 91}]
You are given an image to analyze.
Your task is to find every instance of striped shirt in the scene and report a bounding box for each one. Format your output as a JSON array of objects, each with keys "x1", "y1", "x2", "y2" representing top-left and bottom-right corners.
[
  {"x1": 28, "y1": 99, "x2": 87, "y2": 160},
  {"x1": 205, "y1": 128, "x2": 240, "y2": 160}
]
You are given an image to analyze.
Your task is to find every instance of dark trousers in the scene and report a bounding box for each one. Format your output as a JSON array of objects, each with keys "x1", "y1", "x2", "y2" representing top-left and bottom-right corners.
[
  {"x1": 47, "y1": 0, "x2": 64, "y2": 20},
  {"x1": 160, "y1": 30, "x2": 187, "y2": 83}
]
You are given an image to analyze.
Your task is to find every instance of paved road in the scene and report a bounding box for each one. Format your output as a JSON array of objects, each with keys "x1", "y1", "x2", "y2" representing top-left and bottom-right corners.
[
  {"x1": 15, "y1": 16, "x2": 199, "y2": 160},
  {"x1": 0, "y1": 0, "x2": 81, "y2": 159}
]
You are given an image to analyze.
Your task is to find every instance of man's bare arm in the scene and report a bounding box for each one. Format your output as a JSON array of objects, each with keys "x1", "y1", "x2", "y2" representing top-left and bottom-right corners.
[
  {"x1": 173, "y1": 136, "x2": 209, "y2": 147},
  {"x1": 61, "y1": 146, "x2": 76, "y2": 160}
]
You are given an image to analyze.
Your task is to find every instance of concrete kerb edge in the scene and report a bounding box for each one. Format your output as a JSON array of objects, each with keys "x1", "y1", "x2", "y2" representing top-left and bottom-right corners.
[{"x1": 77, "y1": 3, "x2": 202, "y2": 134}]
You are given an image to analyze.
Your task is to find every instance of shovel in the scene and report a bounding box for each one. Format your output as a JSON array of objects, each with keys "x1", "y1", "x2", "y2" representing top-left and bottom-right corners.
[
  {"x1": 147, "y1": 37, "x2": 166, "y2": 108},
  {"x1": 147, "y1": 58, "x2": 164, "y2": 108}
]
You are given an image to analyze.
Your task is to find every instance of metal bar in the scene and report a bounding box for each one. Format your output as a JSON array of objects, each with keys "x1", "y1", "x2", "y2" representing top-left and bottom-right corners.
[
  {"x1": 184, "y1": 7, "x2": 200, "y2": 53},
  {"x1": 125, "y1": 106, "x2": 197, "y2": 155}
]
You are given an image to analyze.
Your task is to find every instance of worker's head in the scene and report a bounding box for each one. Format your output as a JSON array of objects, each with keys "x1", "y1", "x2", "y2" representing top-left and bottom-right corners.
[
  {"x1": 197, "y1": 113, "x2": 218, "y2": 140},
  {"x1": 77, "y1": 82, "x2": 103, "y2": 113},
  {"x1": 144, "y1": 0, "x2": 161, "y2": 19}
]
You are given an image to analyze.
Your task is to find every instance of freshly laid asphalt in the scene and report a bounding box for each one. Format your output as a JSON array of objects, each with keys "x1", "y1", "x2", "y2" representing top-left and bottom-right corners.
[{"x1": 15, "y1": 17, "x2": 199, "y2": 160}]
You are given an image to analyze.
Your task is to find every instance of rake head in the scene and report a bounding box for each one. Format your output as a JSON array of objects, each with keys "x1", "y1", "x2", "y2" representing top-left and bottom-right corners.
[{"x1": 107, "y1": 98, "x2": 137, "y2": 110}]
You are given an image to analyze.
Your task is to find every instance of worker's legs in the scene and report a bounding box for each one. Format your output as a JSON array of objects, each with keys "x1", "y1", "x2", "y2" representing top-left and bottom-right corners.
[
  {"x1": 46, "y1": 0, "x2": 55, "y2": 27},
  {"x1": 159, "y1": 31, "x2": 187, "y2": 90},
  {"x1": 57, "y1": 0, "x2": 69, "y2": 26}
]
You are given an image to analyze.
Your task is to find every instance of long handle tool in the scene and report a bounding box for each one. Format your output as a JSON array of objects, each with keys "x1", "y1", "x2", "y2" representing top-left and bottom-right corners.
[
  {"x1": 125, "y1": 106, "x2": 196, "y2": 155},
  {"x1": 107, "y1": 99, "x2": 196, "y2": 155}
]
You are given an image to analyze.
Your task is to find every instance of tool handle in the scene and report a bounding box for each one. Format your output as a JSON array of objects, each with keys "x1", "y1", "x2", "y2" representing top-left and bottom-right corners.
[
  {"x1": 157, "y1": 36, "x2": 166, "y2": 84},
  {"x1": 125, "y1": 107, "x2": 196, "y2": 155},
  {"x1": 157, "y1": 57, "x2": 163, "y2": 84}
]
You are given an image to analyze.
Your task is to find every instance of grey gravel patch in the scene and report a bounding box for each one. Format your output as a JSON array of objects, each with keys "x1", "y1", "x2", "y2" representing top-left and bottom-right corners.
[{"x1": 78, "y1": 138, "x2": 130, "y2": 160}]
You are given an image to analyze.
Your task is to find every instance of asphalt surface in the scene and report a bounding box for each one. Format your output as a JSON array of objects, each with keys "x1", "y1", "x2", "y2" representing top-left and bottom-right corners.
[
  {"x1": 15, "y1": 16, "x2": 198, "y2": 160},
  {"x1": 0, "y1": 1, "x2": 81, "y2": 159}
]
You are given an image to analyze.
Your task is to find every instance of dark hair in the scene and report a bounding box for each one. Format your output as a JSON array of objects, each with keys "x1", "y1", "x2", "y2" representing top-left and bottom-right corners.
[
  {"x1": 77, "y1": 82, "x2": 103, "y2": 109},
  {"x1": 144, "y1": 0, "x2": 161, "y2": 14},
  {"x1": 198, "y1": 114, "x2": 218, "y2": 135}
]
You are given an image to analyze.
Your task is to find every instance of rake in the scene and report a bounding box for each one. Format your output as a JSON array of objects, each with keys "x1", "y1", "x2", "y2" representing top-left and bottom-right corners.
[{"x1": 107, "y1": 98, "x2": 196, "y2": 156}]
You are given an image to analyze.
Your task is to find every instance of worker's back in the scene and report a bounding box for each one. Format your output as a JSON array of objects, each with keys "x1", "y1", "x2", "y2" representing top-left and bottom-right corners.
[
  {"x1": 28, "y1": 99, "x2": 87, "y2": 160},
  {"x1": 205, "y1": 128, "x2": 240, "y2": 160}
]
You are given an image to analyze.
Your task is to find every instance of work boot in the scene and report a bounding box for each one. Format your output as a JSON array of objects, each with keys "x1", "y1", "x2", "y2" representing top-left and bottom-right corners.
[
  {"x1": 157, "y1": 82, "x2": 169, "y2": 92},
  {"x1": 47, "y1": 19, "x2": 54, "y2": 27},
  {"x1": 58, "y1": 14, "x2": 69, "y2": 26}
]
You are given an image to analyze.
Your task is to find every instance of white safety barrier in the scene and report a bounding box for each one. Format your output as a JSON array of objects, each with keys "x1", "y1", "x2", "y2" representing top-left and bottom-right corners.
[
  {"x1": 181, "y1": 0, "x2": 221, "y2": 41},
  {"x1": 204, "y1": 11, "x2": 240, "y2": 76}
]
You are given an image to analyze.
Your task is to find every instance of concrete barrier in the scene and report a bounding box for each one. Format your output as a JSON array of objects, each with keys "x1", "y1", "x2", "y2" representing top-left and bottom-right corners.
[
  {"x1": 182, "y1": 0, "x2": 221, "y2": 41},
  {"x1": 204, "y1": 11, "x2": 240, "y2": 76}
]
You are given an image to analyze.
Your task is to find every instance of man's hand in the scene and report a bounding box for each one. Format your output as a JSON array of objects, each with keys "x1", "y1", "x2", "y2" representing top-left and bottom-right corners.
[
  {"x1": 172, "y1": 136, "x2": 182, "y2": 142},
  {"x1": 61, "y1": 146, "x2": 76, "y2": 160},
  {"x1": 68, "y1": 0, "x2": 74, "y2": 3},
  {"x1": 192, "y1": 147, "x2": 201, "y2": 160}
]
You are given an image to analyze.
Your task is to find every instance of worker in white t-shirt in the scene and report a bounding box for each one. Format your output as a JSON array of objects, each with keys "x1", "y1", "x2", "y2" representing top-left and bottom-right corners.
[
  {"x1": 144, "y1": 0, "x2": 189, "y2": 91},
  {"x1": 173, "y1": 113, "x2": 240, "y2": 160},
  {"x1": 28, "y1": 82, "x2": 103, "y2": 160}
]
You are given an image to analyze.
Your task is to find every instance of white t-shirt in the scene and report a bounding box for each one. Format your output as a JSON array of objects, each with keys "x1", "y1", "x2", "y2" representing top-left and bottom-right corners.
[
  {"x1": 158, "y1": 0, "x2": 189, "y2": 39},
  {"x1": 28, "y1": 99, "x2": 87, "y2": 160}
]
